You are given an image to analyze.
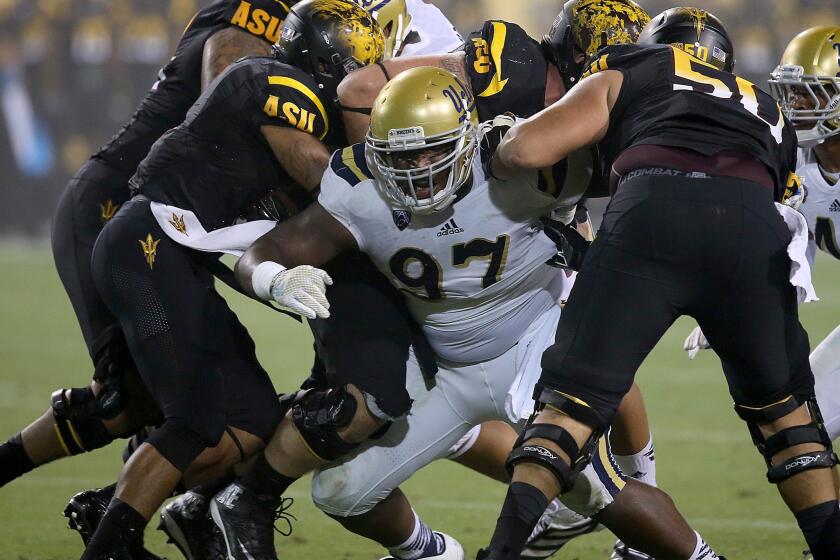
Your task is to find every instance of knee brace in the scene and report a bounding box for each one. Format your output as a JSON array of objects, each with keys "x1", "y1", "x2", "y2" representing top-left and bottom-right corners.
[
  {"x1": 736, "y1": 396, "x2": 839, "y2": 484},
  {"x1": 505, "y1": 386, "x2": 604, "y2": 493},
  {"x1": 292, "y1": 387, "x2": 360, "y2": 462},
  {"x1": 50, "y1": 388, "x2": 115, "y2": 456}
]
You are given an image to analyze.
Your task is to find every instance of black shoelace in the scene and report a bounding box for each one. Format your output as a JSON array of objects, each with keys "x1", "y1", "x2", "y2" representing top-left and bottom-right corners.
[{"x1": 272, "y1": 497, "x2": 297, "y2": 537}]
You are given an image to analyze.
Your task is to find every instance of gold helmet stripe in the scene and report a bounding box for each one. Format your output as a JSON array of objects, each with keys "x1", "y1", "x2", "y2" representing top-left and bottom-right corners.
[{"x1": 268, "y1": 75, "x2": 329, "y2": 139}]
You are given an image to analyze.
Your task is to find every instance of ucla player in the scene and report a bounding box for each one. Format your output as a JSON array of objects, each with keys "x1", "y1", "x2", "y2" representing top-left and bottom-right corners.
[
  {"x1": 353, "y1": 0, "x2": 463, "y2": 59},
  {"x1": 231, "y1": 66, "x2": 720, "y2": 560},
  {"x1": 770, "y1": 26, "x2": 840, "y2": 445}
]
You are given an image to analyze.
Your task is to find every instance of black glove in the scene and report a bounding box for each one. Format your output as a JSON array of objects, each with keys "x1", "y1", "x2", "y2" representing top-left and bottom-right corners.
[
  {"x1": 478, "y1": 113, "x2": 516, "y2": 165},
  {"x1": 541, "y1": 215, "x2": 591, "y2": 271}
]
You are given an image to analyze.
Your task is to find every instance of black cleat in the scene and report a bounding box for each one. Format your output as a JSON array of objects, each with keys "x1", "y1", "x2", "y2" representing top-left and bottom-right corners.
[
  {"x1": 158, "y1": 491, "x2": 225, "y2": 560},
  {"x1": 210, "y1": 483, "x2": 295, "y2": 560},
  {"x1": 65, "y1": 486, "x2": 115, "y2": 546},
  {"x1": 64, "y1": 485, "x2": 165, "y2": 560}
]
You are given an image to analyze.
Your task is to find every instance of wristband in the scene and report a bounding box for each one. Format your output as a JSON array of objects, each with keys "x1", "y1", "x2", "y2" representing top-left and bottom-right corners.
[{"x1": 251, "y1": 261, "x2": 287, "y2": 300}]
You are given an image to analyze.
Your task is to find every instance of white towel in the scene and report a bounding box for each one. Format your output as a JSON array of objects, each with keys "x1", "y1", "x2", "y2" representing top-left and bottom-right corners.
[
  {"x1": 150, "y1": 202, "x2": 275, "y2": 257},
  {"x1": 775, "y1": 202, "x2": 818, "y2": 304}
]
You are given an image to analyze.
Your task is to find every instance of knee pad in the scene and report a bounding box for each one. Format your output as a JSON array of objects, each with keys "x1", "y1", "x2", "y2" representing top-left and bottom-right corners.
[
  {"x1": 91, "y1": 330, "x2": 137, "y2": 420},
  {"x1": 736, "y1": 396, "x2": 839, "y2": 484},
  {"x1": 292, "y1": 387, "x2": 360, "y2": 462},
  {"x1": 506, "y1": 386, "x2": 605, "y2": 493},
  {"x1": 50, "y1": 388, "x2": 115, "y2": 456}
]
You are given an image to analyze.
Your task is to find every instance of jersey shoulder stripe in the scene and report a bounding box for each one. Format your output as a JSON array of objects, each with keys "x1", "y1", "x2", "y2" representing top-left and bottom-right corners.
[{"x1": 330, "y1": 143, "x2": 373, "y2": 186}]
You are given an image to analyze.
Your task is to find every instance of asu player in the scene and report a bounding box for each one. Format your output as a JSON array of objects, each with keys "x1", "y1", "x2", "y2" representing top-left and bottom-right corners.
[
  {"x1": 353, "y1": 0, "x2": 463, "y2": 59},
  {"x1": 228, "y1": 65, "x2": 722, "y2": 560},
  {"x1": 481, "y1": 7, "x2": 840, "y2": 560},
  {"x1": 73, "y1": 2, "x2": 383, "y2": 559}
]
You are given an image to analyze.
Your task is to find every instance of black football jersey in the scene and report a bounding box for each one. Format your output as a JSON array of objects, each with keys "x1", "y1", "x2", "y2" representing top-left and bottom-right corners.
[
  {"x1": 584, "y1": 43, "x2": 798, "y2": 199},
  {"x1": 464, "y1": 20, "x2": 548, "y2": 121},
  {"x1": 92, "y1": 0, "x2": 290, "y2": 177},
  {"x1": 133, "y1": 57, "x2": 336, "y2": 231}
]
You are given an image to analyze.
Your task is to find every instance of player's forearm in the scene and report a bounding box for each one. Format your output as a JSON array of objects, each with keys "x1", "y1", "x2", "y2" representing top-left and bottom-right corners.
[{"x1": 236, "y1": 231, "x2": 288, "y2": 298}]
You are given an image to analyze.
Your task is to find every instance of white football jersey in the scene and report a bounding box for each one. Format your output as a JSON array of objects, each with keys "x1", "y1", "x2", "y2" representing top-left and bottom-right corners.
[
  {"x1": 319, "y1": 145, "x2": 570, "y2": 363},
  {"x1": 797, "y1": 147, "x2": 840, "y2": 263},
  {"x1": 400, "y1": 0, "x2": 463, "y2": 57}
]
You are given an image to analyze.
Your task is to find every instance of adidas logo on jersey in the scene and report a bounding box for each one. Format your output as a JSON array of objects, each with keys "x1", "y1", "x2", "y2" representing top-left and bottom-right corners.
[
  {"x1": 437, "y1": 218, "x2": 464, "y2": 237},
  {"x1": 830, "y1": 199, "x2": 840, "y2": 212}
]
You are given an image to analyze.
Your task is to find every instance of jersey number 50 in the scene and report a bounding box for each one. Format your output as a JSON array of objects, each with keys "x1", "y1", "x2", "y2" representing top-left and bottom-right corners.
[{"x1": 670, "y1": 47, "x2": 784, "y2": 144}]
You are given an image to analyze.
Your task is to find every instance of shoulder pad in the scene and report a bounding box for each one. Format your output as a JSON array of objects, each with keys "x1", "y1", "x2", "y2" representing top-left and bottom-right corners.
[
  {"x1": 222, "y1": 0, "x2": 291, "y2": 44},
  {"x1": 259, "y1": 61, "x2": 331, "y2": 140},
  {"x1": 329, "y1": 144, "x2": 373, "y2": 187}
]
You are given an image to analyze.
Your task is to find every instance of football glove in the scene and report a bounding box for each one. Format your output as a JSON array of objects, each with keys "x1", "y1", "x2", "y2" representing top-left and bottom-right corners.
[
  {"x1": 477, "y1": 113, "x2": 516, "y2": 165},
  {"x1": 541, "y1": 211, "x2": 591, "y2": 271},
  {"x1": 269, "y1": 265, "x2": 333, "y2": 319},
  {"x1": 683, "y1": 326, "x2": 711, "y2": 360}
]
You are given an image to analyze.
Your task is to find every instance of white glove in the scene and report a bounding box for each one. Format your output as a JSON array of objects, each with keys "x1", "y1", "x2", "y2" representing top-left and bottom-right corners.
[
  {"x1": 266, "y1": 265, "x2": 333, "y2": 319},
  {"x1": 683, "y1": 326, "x2": 711, "y2": 360}
]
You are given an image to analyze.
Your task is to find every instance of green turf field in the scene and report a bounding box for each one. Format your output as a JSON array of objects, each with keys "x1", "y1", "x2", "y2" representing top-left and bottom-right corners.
[{"x1": 1, "y1": 243, "x2": 838, "y2": 560}]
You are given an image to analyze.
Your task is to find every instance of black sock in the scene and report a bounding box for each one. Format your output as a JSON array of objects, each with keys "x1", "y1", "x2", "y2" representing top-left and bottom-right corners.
[
  {"x1": 240, "y1": 452, "x2": 298, "y2": 498},
  {"x1": 81, "y1": 498, "x2": 147, "y2": 559},
  {"x1": 0, "y1": 433, "x2": 35, "y2": 487},
  {"x1": 488, "y1": 482, "x2": 550, "y2": 555},
  {"x1": 795, "y1": 500, "x2": 840, "y2": 559}
]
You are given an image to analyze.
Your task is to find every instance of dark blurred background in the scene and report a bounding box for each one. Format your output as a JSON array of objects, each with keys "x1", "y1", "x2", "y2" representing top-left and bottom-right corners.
[{"x1": 0, "y1": 0, "x2": 835, "y2": 236}]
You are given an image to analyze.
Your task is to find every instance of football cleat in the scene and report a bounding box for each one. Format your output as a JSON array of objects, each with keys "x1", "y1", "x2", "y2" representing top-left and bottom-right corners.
[
  {"x1": 379, "y1": 531, "x2": 464, "y2": 559},
  {"x1": 520, "y1": 499, "x2": 602, "y2": 558},
  {"x1": 609, "y1": 540, "x2": 652, "y2": 560},
  {"x1": 158, "y1": 491, "x2": 225, "y2": 560},
  {"x1": 210, "y1": 482, "x2": 295, "y2": 560},
  {"x1": 64, "y1": 485, "x2": 164, "y2": 560}
]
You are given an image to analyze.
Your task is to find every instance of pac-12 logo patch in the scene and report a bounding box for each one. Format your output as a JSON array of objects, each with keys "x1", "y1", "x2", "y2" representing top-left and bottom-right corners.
[{"x1": 392, "y1": 209, "x2": 412, "y2": 231}]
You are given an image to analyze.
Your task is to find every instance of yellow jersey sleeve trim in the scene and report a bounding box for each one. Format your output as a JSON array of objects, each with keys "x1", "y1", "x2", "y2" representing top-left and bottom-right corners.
[{"x1": 268, "y1": 75, "x2": 330, "y2": 140}]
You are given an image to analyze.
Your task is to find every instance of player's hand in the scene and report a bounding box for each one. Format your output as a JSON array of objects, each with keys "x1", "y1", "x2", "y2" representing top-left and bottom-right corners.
[
  {"x1": 477, "y1": 113, "x2": 516, "y2": 164},
  {"x1": 683, "y1": 326, "x2": 711, "y2": 360},
  {"x1": 269, "y1": 265, "x2": 333, "y2": 319}
]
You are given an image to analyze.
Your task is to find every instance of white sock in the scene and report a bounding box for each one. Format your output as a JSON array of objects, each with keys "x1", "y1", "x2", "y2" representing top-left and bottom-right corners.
[
  {"x1": 613, "y1": 432, "x2": 657, "y2": 487},
  {"x1": 387, "y1": 510, "x2": 443, "y2": 560},
  {"x1": 689, "y1": 531, "x2": 721, "y2": 559}
]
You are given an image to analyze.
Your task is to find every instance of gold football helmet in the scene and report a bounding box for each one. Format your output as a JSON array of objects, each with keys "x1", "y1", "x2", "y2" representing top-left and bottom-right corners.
[
  {"x1": 769, "y1": 26, "x2": 840, "y2": 146},
  {"x1": 366, "y1": 66, "x2": 478, "y2": 214},
  {"x1": 352, "y1": 0, "x2": 412, "y2": 58}
]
